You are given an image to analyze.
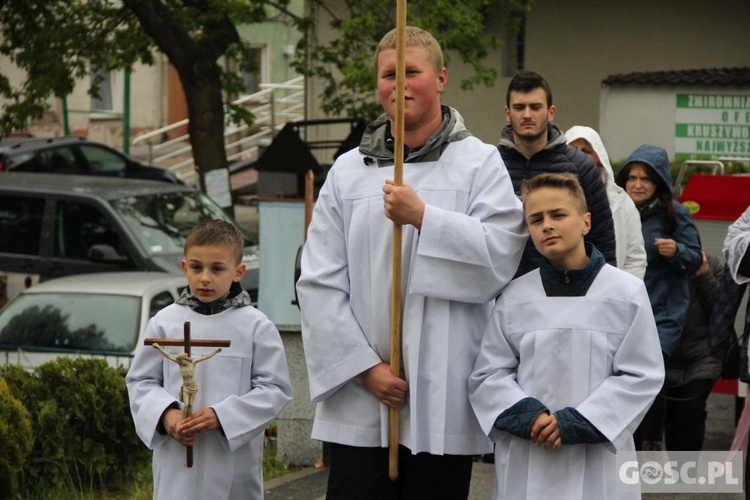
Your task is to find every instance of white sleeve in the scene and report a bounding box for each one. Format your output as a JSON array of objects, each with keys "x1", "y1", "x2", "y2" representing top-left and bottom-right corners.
[
  {"x1": 620, "y1": 196, "x2": 647, "y2": 280},
  {"x1": 212, "y1": 318, "x2": 293, "y2": 452},
  {"x1": 410, "y1": 147, "x2": 527, "y2": 303},
  {"x1": 125, "y1": 317, "x2": 179, "y2": 450},
  {"x1": 469, "y1": 294, "x2": 531, "y2": 441},
  {"x1": 575, "y1": 282, "x2": 665, "y2": 451},
  {"x1": 725, "y1": 206, "x2": 750, "y2": 284},
  {"x1": 296, "y1": 170, "x2": 383, "y2": 403}
]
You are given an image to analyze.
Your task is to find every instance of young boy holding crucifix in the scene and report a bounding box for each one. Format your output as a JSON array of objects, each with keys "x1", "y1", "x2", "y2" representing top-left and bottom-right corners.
[
  {"x1": 469, "y1": 173, "x2": 664, "y2": 499},
  {"x1": 296, "y1": 26, "x2": 527, "y2": 498},
  {"x1": 126, "y1": 219, "x2": 292, "y2": 499}
]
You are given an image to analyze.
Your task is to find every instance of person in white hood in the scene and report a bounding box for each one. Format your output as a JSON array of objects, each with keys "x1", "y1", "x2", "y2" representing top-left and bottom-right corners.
[{"x1": 566, "y1": 126, "x2": 646, "y2": 279}]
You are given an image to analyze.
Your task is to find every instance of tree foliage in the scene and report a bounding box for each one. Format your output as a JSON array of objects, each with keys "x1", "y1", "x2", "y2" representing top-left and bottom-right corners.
[
  {"x1": 0, "y1": 0, "x2": 287, "y2": 185},
  {"x1": 0, "y1": 0, "x2": 533, "y2": 176},
  {"x1": 298, "y1": 0, "x2": 534, "y2": 120},
  {"x1": 0, "y1": 0, "x2": 154, "y2": 134}
]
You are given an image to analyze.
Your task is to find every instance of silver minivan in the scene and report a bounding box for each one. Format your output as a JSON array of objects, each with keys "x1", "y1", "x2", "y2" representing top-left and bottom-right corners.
[{"x1": 0, "y1": 172, "x2": 259, "y2": 303}]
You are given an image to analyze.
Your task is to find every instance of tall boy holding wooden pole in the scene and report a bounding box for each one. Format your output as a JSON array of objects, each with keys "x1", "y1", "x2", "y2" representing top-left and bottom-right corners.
[{"x1": 297, "y1": 26, "x2": 527, "y2": 498}]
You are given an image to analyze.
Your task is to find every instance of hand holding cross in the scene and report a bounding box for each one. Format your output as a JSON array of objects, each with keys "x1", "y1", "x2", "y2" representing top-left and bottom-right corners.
[{"x1": 144, "y1": 321, "x2": 231, "y2": 467}]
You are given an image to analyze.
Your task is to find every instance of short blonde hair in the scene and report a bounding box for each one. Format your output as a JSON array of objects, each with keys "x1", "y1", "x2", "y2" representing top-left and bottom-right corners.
[
  {"x1": 374, "y1": 26, "x2": 444, "y2": 75},
  {"x1": 521, "y1": 173, "x2": 588, "y2": 215}
]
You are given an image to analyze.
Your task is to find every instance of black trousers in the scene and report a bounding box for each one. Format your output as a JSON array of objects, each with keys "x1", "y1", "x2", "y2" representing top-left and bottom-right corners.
[
  {"x1": 635, "y1": 378, "x2": 716, "y2": 451},
  {"x1": 325, "y1": 443, "x2": 474, "y2": 500},
  {"x1": 664, "y1": 378, "x2": 716, "y2": 451},
  {"x1": 634, "y1": 386, "x2": 667, "y2": 449}
]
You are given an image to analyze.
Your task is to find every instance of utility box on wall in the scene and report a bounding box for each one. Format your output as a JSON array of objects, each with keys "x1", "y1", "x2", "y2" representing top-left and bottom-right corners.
[
  {"x1": 258, "y1": 200, "x2": 304, "y2": 327},
  {"x1": 258, "y1": 199, "x2": 319, "y2": 465}
]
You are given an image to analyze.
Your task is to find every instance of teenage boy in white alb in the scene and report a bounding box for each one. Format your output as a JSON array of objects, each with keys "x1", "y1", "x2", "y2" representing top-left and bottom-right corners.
[{"x1": 469, "y1": 173, "x2": 664, "y2": 499}]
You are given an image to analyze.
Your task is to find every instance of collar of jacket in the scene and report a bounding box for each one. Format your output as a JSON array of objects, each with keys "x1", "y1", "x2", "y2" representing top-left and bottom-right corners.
[
  {"x1": 176, "y1": 281, "x2": 252, "y2": 315},
  {"x1": 358, "y1": 105, "x2": 471, "y2": 166},
  {"x1": 539, "y1": 243, "x2": 605, "y2": 297},
  {"x1": 636, "y1": 197, "x2": 661, "y2": 215},
  {"x1": 499, "y1": 122, "x2": 567, "y2": 159}
]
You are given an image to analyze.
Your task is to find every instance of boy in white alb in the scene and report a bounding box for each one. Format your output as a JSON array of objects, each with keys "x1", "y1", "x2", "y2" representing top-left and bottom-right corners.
[
  {"x1": 469, "y1": 173, "x2": 664, "y2": 499},
  {"x1": 126, "y1": 220, "x2": 292, "y2": 499}
]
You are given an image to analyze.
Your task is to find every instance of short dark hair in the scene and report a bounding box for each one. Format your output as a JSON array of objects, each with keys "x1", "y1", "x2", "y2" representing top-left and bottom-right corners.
[
  {"x1": 506, "y1": 70, "x2": 553, "y2": 107},
  {"x1": 521, "y1": 172, "x2": 588, "y2": 215},
  {"x1": 185, "y1": 219, "x2": 243, "y2": 264}
]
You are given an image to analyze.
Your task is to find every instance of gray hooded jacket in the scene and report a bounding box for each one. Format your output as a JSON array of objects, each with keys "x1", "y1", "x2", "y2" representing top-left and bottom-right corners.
[{"x1": 359, "y1": 105, "x2": 471, "y2": 166}]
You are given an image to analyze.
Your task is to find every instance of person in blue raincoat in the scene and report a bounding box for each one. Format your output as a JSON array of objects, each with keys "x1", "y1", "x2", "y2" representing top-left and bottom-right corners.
[{"x1": 615, "y1": 144, "x2": 702, "y2": 451}]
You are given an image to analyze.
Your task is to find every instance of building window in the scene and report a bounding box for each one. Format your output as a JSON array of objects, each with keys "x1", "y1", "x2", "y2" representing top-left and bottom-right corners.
[
  {"x1": 243, "y1": 46, "x2": 264, "y2": 94},
  {"x1": 502, "y1": 11, "x2": 526, "y2": 77},
  {"x1": 226, "y1": 46, "x2": 266, "y2": 96},
  {"x1": 90, "y1": 68, "x2": 124, "y2": 115}
]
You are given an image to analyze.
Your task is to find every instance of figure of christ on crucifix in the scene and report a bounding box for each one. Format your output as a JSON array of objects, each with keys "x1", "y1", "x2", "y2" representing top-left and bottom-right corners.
[
  {"x1": 152, "y1": 342, "x2": 221, "y2": 417},
  {"x1": 144, "y1": 321, "x2": 231, "y2": 467}
]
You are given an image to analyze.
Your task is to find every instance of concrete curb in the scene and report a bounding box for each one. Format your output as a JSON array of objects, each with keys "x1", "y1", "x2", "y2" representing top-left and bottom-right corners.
[{"x1": 263, "y1": 466, "x2": 323, "y2": 490}]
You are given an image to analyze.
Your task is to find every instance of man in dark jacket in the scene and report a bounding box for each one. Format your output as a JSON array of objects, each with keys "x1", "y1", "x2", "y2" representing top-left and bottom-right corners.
[{"x1": 499, "y1": 70, "x2": 616, "y2": 276}]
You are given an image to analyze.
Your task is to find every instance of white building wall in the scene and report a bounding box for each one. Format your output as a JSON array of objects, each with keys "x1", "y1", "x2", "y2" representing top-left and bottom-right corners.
[
  {"x1": 0, "y1": 52, "x2": 165, "y2": 145},
  {"x1": 600, "y1": 86, "x2": 677, "y2": 163}
]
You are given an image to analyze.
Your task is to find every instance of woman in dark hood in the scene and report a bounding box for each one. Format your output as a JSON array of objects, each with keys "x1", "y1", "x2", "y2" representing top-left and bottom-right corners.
[{"x1": 616, "y1": 144, "x2": 703, "y2": 452}]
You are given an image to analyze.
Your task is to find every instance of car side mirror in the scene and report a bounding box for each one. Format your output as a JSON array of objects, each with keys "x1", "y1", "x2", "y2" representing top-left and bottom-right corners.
[{"x1": 88, "y1": 244, "x2": 129, "y2": 264}]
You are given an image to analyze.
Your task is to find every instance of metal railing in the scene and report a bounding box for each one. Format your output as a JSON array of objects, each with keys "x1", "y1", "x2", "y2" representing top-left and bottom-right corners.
[
  {"x1": 674, "y1": 160, "x2": 725, "y2": 198},
  {"x1": 131, "y1": 76, "x2": 304, "y2": 181},
  {"x1": 674, "y1": 157, "x2": 750, "y2": 198}
]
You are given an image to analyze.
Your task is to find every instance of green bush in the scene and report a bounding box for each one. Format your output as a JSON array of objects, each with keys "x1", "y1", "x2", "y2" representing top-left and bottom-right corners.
[
  {"x1": 0, "y1": 378, "x2": 33, "y2": 497},
  {"x1": 0, "y1": 358, "x2": 149, "y2": 496}
]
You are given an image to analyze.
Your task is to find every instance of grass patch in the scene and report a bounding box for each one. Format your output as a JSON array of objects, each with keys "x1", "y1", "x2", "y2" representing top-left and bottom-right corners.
[
  {"x1": 263, "y1": 434, "x2": 302, "y2": 481},
  {"x1": 20, "y1": 429, "x2": 299, "y2": 498}
]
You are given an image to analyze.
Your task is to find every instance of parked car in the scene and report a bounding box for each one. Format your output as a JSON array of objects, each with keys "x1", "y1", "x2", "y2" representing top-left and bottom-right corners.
[
  {"x1": 0, "y1": 272, "x2": 187, "y2": 369},
  {"x1": 0, "y1": 172, "x2": 259, "y2": 304},
  {"x1": 0, "y1": 135, "x2": 182, "y2": 183}
]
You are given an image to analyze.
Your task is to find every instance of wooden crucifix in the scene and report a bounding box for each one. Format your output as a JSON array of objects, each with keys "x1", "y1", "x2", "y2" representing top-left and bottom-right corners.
[{"x1": 144, "y1": 321, "x2": 231, "y2": 468}]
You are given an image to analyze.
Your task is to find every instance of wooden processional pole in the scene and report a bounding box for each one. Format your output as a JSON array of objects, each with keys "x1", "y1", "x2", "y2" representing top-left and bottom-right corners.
[{"x1": 389, "y1": 0, "x2": 407, "y2": 482}]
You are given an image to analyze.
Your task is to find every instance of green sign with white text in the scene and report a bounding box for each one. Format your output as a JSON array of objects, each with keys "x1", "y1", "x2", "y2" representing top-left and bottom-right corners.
[{"x1": 675, "y1": 93, "x2": 750, "y2": 160}]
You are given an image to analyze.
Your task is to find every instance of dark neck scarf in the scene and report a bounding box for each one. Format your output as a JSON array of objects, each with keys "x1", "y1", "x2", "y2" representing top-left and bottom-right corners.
[
  {"x1": 539, "y1": 243, "x2": 605, "y2": 297},
  {"x1": 176, "y1": 281, "x2": 252, "y2": 315}
]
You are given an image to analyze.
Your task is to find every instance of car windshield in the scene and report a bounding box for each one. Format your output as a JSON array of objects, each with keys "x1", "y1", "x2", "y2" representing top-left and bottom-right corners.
[
  {"x1": 111, "y1": 191, "x2": 253, "y2": 256},
  {"x1": 0, "y1": 293, "x2": 140, "y2": 353}
]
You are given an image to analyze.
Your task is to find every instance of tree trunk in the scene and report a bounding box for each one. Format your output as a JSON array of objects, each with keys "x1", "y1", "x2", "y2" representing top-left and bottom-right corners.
[
  {"x1": 178, "y1": 58, "x2": 234, "y2": 217},
  {"x1": 122, "y1": 0, "x2": 236, "y2": 216}
]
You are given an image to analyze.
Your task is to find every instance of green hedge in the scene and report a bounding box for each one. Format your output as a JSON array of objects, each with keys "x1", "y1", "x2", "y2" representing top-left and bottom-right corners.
[
  {"x1": 0, "y1": 358, "x2": 149, "y2": 496},
  {"x1": 0, "y1": 378, "x2": 33, "y2": 497}
]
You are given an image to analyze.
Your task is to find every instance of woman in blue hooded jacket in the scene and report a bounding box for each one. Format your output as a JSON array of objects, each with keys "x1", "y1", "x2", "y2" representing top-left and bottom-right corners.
[{"x1": 616, "y1": 144, "x2": 702, "y2": 451}]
